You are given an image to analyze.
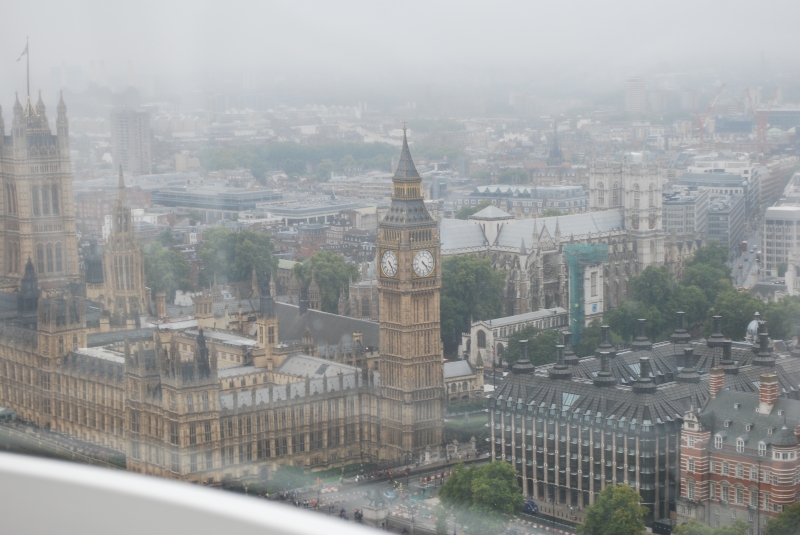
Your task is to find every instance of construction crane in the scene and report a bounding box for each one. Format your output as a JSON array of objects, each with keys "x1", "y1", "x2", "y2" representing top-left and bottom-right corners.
[
  {"x1": 695, "y1": 83, "x2": 725, "y2": 147},
  {"x1": 746, "y1": 87, "x2": 779, "y2": 155}
]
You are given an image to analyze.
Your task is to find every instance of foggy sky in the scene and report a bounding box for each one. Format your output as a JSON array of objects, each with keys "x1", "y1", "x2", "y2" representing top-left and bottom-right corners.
[{"x1": 1, "y1": 0, "x2": 798, "y2": 106}]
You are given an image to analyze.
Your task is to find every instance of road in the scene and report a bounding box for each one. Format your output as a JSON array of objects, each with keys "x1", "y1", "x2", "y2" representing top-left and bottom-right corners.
[
  {"x1": 730, "y1": 224, "x2": 762, "y2": 289},
  {"x1": 266, "y1": 460, "x2": 568, "y2": 535}
]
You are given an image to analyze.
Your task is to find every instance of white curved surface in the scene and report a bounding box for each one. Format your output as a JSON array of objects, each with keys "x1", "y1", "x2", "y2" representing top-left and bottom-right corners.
[{"x1": 0, "y1": 452, "x2": 372, "y2": 535}]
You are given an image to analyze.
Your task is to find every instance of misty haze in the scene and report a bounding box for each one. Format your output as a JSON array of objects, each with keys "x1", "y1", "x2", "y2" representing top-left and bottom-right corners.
[{"x1": 0, "y1": 2, "x2": 799, "y2": 535}]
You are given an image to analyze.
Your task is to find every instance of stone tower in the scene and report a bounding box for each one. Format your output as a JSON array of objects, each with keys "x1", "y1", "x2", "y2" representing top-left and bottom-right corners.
[
  {"x1": 103, "y1": 167, "x2": 148, "y2": 326},
  {"x1": 0, "y1": 91, "x2": 80, "y2": 289},
  {"x1": 589, "y1": 156, "x2": 664, "y2": 269},
  {"x1": 377, "y1": 126, "x2": 444, "y2": 460}
]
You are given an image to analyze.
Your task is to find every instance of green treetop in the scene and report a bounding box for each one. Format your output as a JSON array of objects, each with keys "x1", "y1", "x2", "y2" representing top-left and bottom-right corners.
[{"x1": 577, "y1": 484, "x2": 647, "y2": 535}]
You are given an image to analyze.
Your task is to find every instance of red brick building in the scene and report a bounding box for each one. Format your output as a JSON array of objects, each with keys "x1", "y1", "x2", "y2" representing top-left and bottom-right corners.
[{"x1": 678, "y1": 369, "x2": 800, "y2": 534}]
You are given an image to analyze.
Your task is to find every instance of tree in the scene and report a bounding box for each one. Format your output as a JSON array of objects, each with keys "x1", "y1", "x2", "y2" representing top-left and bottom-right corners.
[
  {"x1": 682, "y1": 263, "x2": 730, "y2": 305},
  {"x1": 293, "y1": 251, "x2": 359, "y2": 313},
  {"x1": 144, "y1": 246, "x2": 191, "y2": 302},
  {"x1": 498, "y1": 168, "x2": 529, "y2": 184},
  {"x1": 707, "y1": 288, "x2": 763, "y2": 340},
  {"x1": 439, "y1": 462, "x2": 523, "y2": 535},
  {"x1": 198, "y1": 228, "x2": 278, "y2": 285},
  {"x1": 315, "y1": 159, "x2": 335, "y2": 181},
  {"x1": 577, "y1": 484, "x2": 647, "y2": 535},
  {"x1": 764, "y1": 296, "x2": 800, "y2": 340},
  {"x1": 575, "y1": 319, "x2": 603, "y2": 358},
  {"x1": 673, "y1": 519, "x2": 749, "y2": 535},
  {"x1": 434, "y1": 506, "x2": 448, "y2": 535},
  {"x1": 686, "y1": 242, "x2": 730, "y2": 274},
  {"x1": 504, "y1": 326, "x2": 560, "y2": 366},
  {"x1": 455, "y1": 201, "x2": 492, "y2": 220},
  {"x1": 764, "y1": 502, "x2": 800, "y2": 535},
  {"x1": 777, "y1": 262, "x2": 788, "y2": 277},
  {"x1": 155, "y1": 230, "x2": 177, "y2": 247},
  {"x1": 630, "y1": 266, "x2": 677, "y2": 306},
  {"x1": 441, "y1": 255, "x2": 506, "y2": 344},
  {"x1": 540, "y1": 208, "x2": 563, "y2": 217},
  {"x1": 672, "y1": 285, "x2": 710, "y2": 329}
]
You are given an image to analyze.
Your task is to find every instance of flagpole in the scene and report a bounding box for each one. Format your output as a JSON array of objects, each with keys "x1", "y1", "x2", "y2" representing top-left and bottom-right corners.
[{"x1": 26, "y1": 36, "x2": 30, "y2": 98}]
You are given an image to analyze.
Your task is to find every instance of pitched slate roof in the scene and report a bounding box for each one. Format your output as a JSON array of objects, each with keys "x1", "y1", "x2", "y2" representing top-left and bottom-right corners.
[
  {"x1": 444, "y1": 360, "x2": 474, "y2": 379},
  {"x1": 275, "y1": 302, "x2": 379, "y2": 348}
]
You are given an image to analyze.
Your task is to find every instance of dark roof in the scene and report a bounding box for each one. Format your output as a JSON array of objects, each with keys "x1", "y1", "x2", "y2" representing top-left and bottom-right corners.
[
  {"x1": 87, "y1": 328, "x2": 155, "y2": 347},
  {"x1": 393, "y1": 128, "x2": 420, "y2": 181},
  {"x1": 276, "y1": 302, "x2": 379, "y2": 349},
  {"x1": 700, "y1": 389, "x2": 800, "y2": 448}
]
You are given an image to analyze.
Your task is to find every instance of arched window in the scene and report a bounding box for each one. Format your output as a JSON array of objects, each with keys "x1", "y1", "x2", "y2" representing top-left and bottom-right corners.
[
  {"x1": 648, "y1": 183, "x2": 655, "y2": 207},
  {"x1": 72, "y1": 334, "x2": 78, "y2": 351},
  {"x1": 55, "y1": 243, "x2": 63, "y2": 272},
  {"x1": 31, "y1": 187, "x2": 40, "y2": 216},
  {"x1": 633, "y1": 183, "x2": 640, "y2": 208},
  {"x1": 758, "y1": 441, "x2": 766, "y2": 456},
  {"x1": 36, "y1": 244, "x2": 45, "y2": 274},
  {"x1": 46, "y1": 243, "x2": 54, "y2": 273},
  {"x1": 597, "y1": 181, "x2": 605, "y2": 206},
  {"x1": 202, "y1": 392, "x2": 209, "y2": 411},
  {"x1": 187, "y1": 394, "x2": 194, "y2": 413},
  {"x1": 51, "y1": 185, "x2": 59, "y2": 214},
  {"x1": 477, "y1": 330, "x2": 486, "y2": 348},
  {"x1": 687, "y1": 480, "x2": 695, "y2": 500},
  {"x1": 612, "y1": 183, "x2": 621, "y2": 206},
  {"x1": 715, "y1": 435, "x2": 723, "y2": 449},
  {"x1": 41, "y1": 186, "x2": 50, "y2": 215},
  {"x1": 57, "y1": 337, "x2": 64, "y2": 356},
  {"x1": 650, "y1": 240, "x2": 655, "y2": 255}
]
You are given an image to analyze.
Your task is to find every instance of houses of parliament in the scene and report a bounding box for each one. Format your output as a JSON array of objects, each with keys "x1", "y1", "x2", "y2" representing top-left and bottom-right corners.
[{"x1": 0, "y1": 94, "x2": 445, "y2": 485}]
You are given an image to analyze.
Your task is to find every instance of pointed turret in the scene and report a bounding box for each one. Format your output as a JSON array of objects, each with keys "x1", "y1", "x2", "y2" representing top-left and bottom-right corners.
[
  {"x1": 13, "y1": 92, "x2": 23, "y2": 118},
  {"x1": 554, "y1": 217, "x2": 561, "y2": 240},
  {"x1": 395, "y1": 125, "x2": 420, "y2": 180},
  {"x1": 56, "y1": 90, "x2": 68, "y2": 143},
  {"x1": 18, "y1": 258, "x2": 39, "y2": 330},
  {"x1": 519, "y1": 238, "x2": 527, "y2": 256},
  {"x1": 251, "y1": 268, "x2": 260, "y2": 298},
  {"x1": 35, "y1": 90, "x2": 46, "y2": 117}
]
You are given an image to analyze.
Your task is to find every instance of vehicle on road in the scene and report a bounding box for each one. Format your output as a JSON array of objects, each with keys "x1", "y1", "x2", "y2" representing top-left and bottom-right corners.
[
  {"x1": 383, "y1": 490, "x2": 397, "y2": 501},
  {"x1": 522, "y1": 499, "x2": 539, "y2": 515}
]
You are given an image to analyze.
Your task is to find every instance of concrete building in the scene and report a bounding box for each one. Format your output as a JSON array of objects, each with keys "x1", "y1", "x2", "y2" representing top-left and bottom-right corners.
[
  {"x1": 110, "y1": 110, "x2": 151, "y2": 176},
  {"x1": 707, "y1": 195, "x2": 745, "y2": 250},
  {"x1": 152, "y1": 186, "x2": 283, "y2": 221},
  {"x1": 762, "y1": 205, "x2": 800, "y2": 276},
  {"x1": 676, "y1": 173, "x2": 758, "y2": 220},
  {"x1": 625, "y1": 77, "x2": 647, "y2": 115},
  {"x1": 662, "y1": 188, "x2": 709, "y2": 239},
  {"x1": 491, "y1": 315, "x2": 800, "y2": 528}
]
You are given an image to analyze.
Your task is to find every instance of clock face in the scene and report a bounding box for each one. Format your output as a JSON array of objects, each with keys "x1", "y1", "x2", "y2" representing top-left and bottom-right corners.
[
  {"x1": 381, "y1": 250, "x2": 398, "y2": 277},
  {"x1": 413, "y1": 250, "x2": 435, "y2": 277}
]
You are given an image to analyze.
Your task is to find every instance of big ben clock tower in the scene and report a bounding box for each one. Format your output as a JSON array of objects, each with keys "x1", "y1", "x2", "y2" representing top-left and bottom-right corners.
[{"x1": 378, "y1": 125, "x2": 444, "y2": 460}]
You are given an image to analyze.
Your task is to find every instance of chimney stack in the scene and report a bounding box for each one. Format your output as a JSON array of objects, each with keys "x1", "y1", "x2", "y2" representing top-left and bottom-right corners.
[
  {"x1": 670, "y1": 311, "x2": 692, "y2": 345},
  {"x1": 631, "y1": 318, "x2": 653, "y2": 351},
  {"x1": 707, "y1": 316, "x2": 726, "y2": 348},
  {"x1": 593, "y1": 351, "x2": 617, "y2": 387},
  {"x1": 155, "y1": 291, "x2": 166, "y2": 319},
  {"x1": 758, "y1": 372, "x2": 779, "y2": 413},
  {"x1": 709, "y1": 367, "x2": 724, "y2": 398}
]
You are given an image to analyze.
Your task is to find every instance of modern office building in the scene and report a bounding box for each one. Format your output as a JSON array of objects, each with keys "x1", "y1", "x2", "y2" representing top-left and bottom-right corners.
[
  {"x1": 707, "y1": 195, "x2": 745, "y2": 249},
  {"x1": 663, "y1": 188, "x2": 709, "y2": 239},
  {"x1": 625, "y1": 77, "x2": 647, "y2": 115},
  {"x1": 762, "y1": 205, "x2": 800, "y2": 276},
  {"x1": 110, "y1": 110, "x2": 152, "y2": 176}
]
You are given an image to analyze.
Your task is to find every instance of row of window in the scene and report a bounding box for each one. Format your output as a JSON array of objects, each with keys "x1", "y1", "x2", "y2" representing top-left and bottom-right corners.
[
  {"x1": 31, "y1": 185, "x2": 60, "y2": 217},
  {"x1": 36, "y1": 242, "x2": 64, "y2": 274}
]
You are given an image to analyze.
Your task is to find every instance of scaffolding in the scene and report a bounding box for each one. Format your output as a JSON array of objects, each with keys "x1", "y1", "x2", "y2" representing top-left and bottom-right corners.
[{"x1": 563, "y1": 244, "x2": 608, "y2": 344}]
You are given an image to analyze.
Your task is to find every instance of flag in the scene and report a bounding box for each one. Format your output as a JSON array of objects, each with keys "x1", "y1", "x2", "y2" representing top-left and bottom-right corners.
[{"x1": 17, "y1": 44, "x2": 28, "y2": 62}]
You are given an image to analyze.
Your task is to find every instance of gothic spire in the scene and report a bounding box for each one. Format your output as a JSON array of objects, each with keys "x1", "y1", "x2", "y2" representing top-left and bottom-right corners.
[
  {"x1": 394, "y1": 124, "x2": 420, "y2": 180},
  {"x1": 118, "y1": 164, "x2": 126, "y2": 192}
]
